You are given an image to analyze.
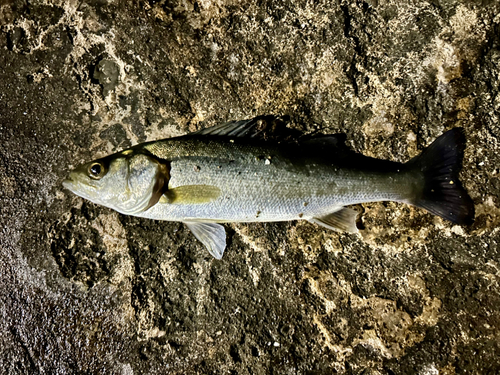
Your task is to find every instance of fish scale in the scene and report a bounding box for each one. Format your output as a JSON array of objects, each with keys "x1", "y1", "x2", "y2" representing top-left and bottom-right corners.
[
  {"x1": 63, "y1": 116, "x2": 474, "y2": 259},
  {"x1": 140, "y1": 137, "x2": 418, "y2": 223}
]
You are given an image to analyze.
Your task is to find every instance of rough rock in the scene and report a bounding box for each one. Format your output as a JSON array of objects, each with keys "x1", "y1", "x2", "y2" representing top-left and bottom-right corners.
[{"x1": 1, "y1": 0, "x2": 499, "y2": 373}]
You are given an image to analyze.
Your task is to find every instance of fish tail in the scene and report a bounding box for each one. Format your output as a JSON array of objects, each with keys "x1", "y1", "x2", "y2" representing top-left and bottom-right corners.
[{"x1": 407, "y1": 128, "x2": 474, "y2": 225}]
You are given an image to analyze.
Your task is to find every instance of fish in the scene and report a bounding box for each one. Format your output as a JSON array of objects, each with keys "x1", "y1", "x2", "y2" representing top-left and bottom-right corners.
[{"x1": 63, "y1": 116, "x2": 475, "y2": 259}]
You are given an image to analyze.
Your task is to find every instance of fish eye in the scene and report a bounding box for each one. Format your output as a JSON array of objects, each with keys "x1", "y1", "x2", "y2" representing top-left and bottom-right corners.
[{"x1": 88, "y1": 162, "x2": 105, "y2": 180}]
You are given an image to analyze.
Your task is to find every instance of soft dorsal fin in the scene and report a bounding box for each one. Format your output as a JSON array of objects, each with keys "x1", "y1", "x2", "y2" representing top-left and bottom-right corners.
[
  {"x1": 191, "y1": 115, "x2": 282, "y2": 139},
  {"x1": 184, "y1": 222, "x2": 226, "y2": 259},
  {"x1": 296, "y1": 134, "x2": 364, "y2": 163},
  {"x1": 299, "y1": 134, "x2": 348, "y2": 149},
  {"x1": 309, "y1": 207, "x2": 359, "y2": 233}
]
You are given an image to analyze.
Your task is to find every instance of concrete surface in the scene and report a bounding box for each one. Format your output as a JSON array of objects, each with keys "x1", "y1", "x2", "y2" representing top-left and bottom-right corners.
[{"x1": 1, "y1": 0, "x2": 499, "y2": 373}]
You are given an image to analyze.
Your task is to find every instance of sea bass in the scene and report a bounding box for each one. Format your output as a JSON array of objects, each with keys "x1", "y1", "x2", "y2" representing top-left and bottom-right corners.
[{"x1": 63, "y1": 116, "x2": 474, "y2": 259}]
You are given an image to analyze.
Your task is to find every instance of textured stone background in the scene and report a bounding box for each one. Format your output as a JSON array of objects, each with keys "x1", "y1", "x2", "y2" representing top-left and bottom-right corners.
[{"x1": 1, "y1": 0, "x2": 499, "y2": 373}]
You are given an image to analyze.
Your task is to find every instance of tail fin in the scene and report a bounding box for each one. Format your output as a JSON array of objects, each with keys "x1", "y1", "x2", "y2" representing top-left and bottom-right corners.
[{"x1": 407, "y1": 128, "x2": 474, "y2": 225}]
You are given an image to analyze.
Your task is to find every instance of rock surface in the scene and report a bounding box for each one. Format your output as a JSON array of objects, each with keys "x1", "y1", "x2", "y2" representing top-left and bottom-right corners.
[{"x1": 1, "y1": 0, "x2": 500, "y2": 373}]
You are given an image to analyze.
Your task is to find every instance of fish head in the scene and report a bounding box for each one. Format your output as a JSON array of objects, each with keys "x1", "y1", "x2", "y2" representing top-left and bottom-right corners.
[{"x1": 63, "y1": 152, "x2": 169, "y2": 214}]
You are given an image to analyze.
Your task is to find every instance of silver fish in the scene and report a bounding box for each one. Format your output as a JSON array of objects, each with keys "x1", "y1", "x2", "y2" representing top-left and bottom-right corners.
[{"x1": 63, "y1": 116, "x2": 474, "y2": 259}]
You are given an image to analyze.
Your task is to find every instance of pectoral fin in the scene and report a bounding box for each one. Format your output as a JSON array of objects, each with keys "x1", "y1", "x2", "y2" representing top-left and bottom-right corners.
[
  {"x1": 161, "y1": 185, "x2": 221, "y2": 204},
  {"x1": 184, "y1": 222, "x2": 226, "y2": 259},
  {"x1": 309, "y1": 207, "x2": 359, "y2": 233}
]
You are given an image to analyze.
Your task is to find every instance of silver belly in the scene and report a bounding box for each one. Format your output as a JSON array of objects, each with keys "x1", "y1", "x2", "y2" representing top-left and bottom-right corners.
[{"x1": 138, "y1": 156, "x2": 414, "y2": 223}]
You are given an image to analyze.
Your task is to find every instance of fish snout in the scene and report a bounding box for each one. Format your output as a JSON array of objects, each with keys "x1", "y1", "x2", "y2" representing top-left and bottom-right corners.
[
  {"x1": 62, "y1": 171, "x2": 79, "y2": 193},
  {"x1": 62, "y1": 178, "x2": 74, "y2": 192}
]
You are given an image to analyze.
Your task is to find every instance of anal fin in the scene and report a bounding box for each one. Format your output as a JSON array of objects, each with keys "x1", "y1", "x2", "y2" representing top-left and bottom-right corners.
[
  {"x1": 309, "y1": 207, "x2": 359, "y2": 233},
  {"x1": 184, "y1": 222, "x2": 226, "y2": 259}
]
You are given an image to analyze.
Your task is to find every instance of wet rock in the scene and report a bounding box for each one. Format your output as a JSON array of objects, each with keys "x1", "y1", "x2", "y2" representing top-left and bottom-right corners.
[
  {"x1": 93, "y1": 59, "x2": 120, "y2": 97},
  {"x1": 1, "y1": 0, "x2": 500, "y2": 373}
]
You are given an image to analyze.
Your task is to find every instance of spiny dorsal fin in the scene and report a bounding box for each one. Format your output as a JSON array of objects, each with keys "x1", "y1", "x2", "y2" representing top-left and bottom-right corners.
[
  {"x1": 191, "y1": 115, "x2": 283, "y2": 139},
  {"x1": 309, "y1": 207, "x2": 359, "y2": 233}
]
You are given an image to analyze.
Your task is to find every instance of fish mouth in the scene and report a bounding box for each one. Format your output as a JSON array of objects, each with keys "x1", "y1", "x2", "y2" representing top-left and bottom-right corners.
[{"x1": 62, "y1": 178, "x2": 75, "y2": 192}]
